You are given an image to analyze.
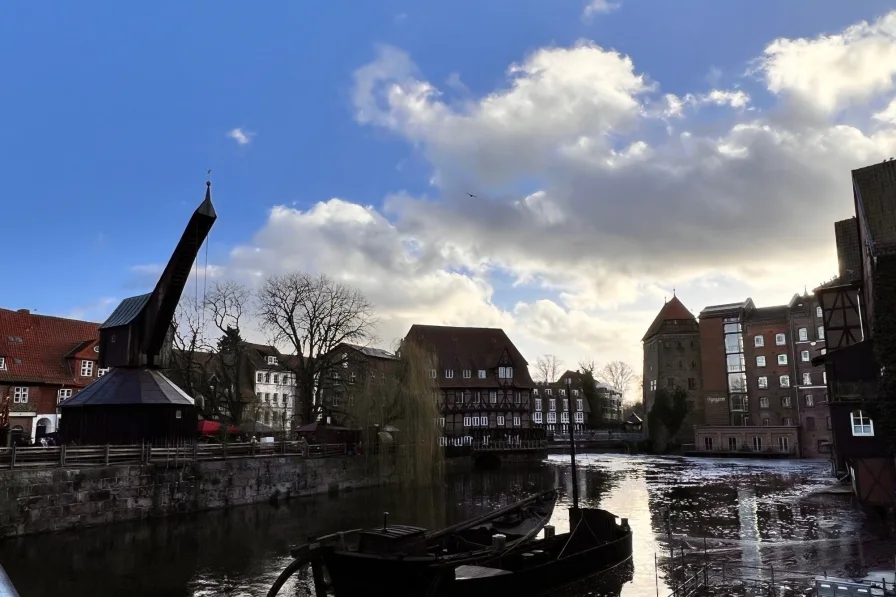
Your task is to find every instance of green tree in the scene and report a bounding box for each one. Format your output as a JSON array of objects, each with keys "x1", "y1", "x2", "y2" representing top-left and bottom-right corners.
[
  {"x1": 577, "y1": 365, "x2": 605, "y2": 428},
  {"x1": 648, "y1": 387, "x2": 689, "y2": 451}
]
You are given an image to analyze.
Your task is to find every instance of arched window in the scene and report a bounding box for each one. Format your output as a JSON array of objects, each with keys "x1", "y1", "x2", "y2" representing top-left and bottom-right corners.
[{"x1": 850, "y1": 410, "x2": 874, "y2": 436}]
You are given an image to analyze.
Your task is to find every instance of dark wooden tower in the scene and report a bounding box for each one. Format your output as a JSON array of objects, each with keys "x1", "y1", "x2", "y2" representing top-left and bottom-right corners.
[{"x1": 59, "y1": 183, "x2": 217, "y2": 445}]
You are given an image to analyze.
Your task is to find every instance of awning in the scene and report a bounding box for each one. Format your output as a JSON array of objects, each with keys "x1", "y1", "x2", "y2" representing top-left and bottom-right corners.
[{"x1": 198, "y1": 420, "x2": 239, "y2": 436}]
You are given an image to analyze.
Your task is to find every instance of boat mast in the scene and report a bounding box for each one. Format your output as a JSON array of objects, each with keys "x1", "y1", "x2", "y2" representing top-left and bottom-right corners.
[{"x1": 566, "y1": 377, "x2": 580, "y2": 510}]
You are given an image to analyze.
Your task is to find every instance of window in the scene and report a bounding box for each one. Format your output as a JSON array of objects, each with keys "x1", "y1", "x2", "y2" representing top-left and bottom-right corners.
[
  {"x1": 80, "y1": 360, "x2": 94, "y2": 377},
  {"x1": 57, "y1": 389, "x2": 72, "y2": 403},
  {"x1": 350, "y1": 372, "x2": 356, "y2": 384},
  {"x1": 758, "y1": 376, "x2": 768, "y2": 389},
  {"x1": 574, "y1": 412, "x2": 584, "y2": 423},
  {"x1": 97, "y1": 368, "x2": 109, "y2": 377},
  {"x1": 513, "y1": 416, "x2": 521, "y2": 426},
  {"x1": 455, "y1": 391, "x2": 465, "y2": 404},
  {"x1": 478, "y1": 369, "x2": 486, "y2": 379},
  {"x1": 783, "y1": 417, "x2": 794, "y2": 425},
  {"x1": 801, "y1": 350, "x2": 810, "y2": 362},
  {"x1": 822, "y1": 371, "x2": 827, "y2": 385},
  {"x1": 429, "y1": 369, "x2": 436, "y2": 379},
  {"x1": 438, "y1": 417, "x2": 445, "y2": 427},
  {"x1": 561, "y1": 412, "x2": 569, "y2": 423},
  {"x1": 463, "y1": 369, "x2": 471, "y2": 379},
  {"x1": 479, "y1": 416, "x2": 488, "y2": 426},
  {"x1": 754, "y1": 335, "x2": 765, "y2": 347},
  {"x1": 471, "y1": 391, "x2": 480, "y2": 404},
  {"x1": 562, "y1": 399, "x2": 569, "y2": 411},
  {"x1": 851, "y1": 410, "x2": 874, "y2": 436},
  {"x1": 273, "y1": 392, "x2": 279, "y2": 403},
  {"x1": 445, "y1": 369, "x2": 454, "y2": 379},
  {"x1": 498, "y1": 366, "x2": 513, "y2": 379},
  {"x1": 0, "y1": 357, "x2": 6, "y2": 370},
  {"x1": 802, "y1": 373, "x2": 812, "y2": 385},
  {"x1": 756, "y1": 356, "x2": 766, "y2": 367},
  {"x1": 727, "y1": 437, "x2": 737, "y2": 451},
  {"x1": 762, "y1": 418, "x2": 770, "y2": 426},
  {"x1": 805, "y1": 394, "x2": 814, "y2": 407},
  {"x1": 778, "y1": 437, "x2": 790, "y2": 452},
  {"x1": 703, "y1": 437, "x2": 714, "y2": 451},
  {"x1": 798, "y1": 328, "x2": 808, "y2": 341},
  {"x1": 273, "y1": 374, "x2": 279, "y2": 384},
  {"x1": 816, "y1": 306, "x2": 823, "y2": 318},
  {"x1": 533, "y1": 412, "x2": 543, "y2": 424},
  {"x1": 687, "y1": 377, "x2": 697, "y2": 390},
  {"x1": 256, "y1": 392, "x2": 262, "y2": 401},
  {"x1": 267, "y1": 356, "x2": 278, "y2": 365},
  {"x1": 752, "y1": 437, "x2": 762, "y2": 451},
  {"x1": 730, "y1": 395, "x2": 747, "y2": 412},
  {"x1": 463, "y1": 416, "x2": 472, "y2": 427},
  {"x1": 577, "y1": 399, "x2": 583, "y2": 411},
  {"x1": 776, "y1": 354, "x2": 787, "y2": 365},
  {"x1": 332, "y1": 394, "x2": 340, "y2": 407},
  {"x1": 438, "y1": 436, "x2": 447, "y2": 447},
  {"x1": 781, "y1": 396, "x2": 792, "y2": 408},
  {"x1": 649, "y1": 380, "x2": 657, "y2": 391},
  {"x1": 12, "y1": 387, "x2": 27, "y2": 404},
  {"x1": 489, "y1": 391, "x2": 497, "y2": 403},
  {"x1": 256, "y1": 372, "x2": 263, "y2": 383},
  {"x1": 549, "y1": 399, "x2": 556, "y2": 411},
  {"x1": 545, "y1": 388, "x2": 553, "y2": 396},
  {"x1": 779, "y1": 375, "x2": 790, "y2": 388},
  {"x1": 547, "y1": 412, "x2": 556, "y2": 423},
  {"x1": 560, "y1": 389, "x2": 566, "y2": 397},
  {"x1": 817, "y1": 326, "x2": 825, "y2": 340},
  {"x1": 759, "y1": 396, "x2": 769, "y2": 408},
  {"x1": 514, "y1": 392, "x2": 521, "y2": 404},
  {"x1": 265, "y1": 373, "x2": 271, "y2": 383},
  {"x1": 341, "y1": 353, "x2": 348, "y2": 368},
  {"x1": 264, "y1": 392, "x2": 270, "y2": 402},
  {"x1": 775, "y1": 334, "x2": 786, "y2": 345},
  {"x1": 806, "y1": 416, "x2": 816, "y2": 430},
  {"x1": 497, "y1": 415, "x2": 505, "y2": 426}
]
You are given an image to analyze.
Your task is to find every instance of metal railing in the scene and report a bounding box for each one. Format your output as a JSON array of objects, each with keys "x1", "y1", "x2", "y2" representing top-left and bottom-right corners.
[
  {"x1": 471, "y1": 440, "x2": 546, "y2": 451},
  {"x1": 0, "y1": 441, "x2": 348, "y2": 469},
  {"x1": 551, "y1": 431, "x2": 645, "y2": 442}
]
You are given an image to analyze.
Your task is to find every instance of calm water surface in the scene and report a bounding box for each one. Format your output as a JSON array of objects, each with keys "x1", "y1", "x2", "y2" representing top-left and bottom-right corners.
[{"x1": 0, "y1": 454, "x2": 891, "y2": 597}]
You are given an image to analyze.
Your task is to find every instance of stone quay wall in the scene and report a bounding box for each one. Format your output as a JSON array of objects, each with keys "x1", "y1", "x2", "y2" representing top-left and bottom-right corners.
[{"x1": 0, "y1": 455, "x2": 393, "y2": 538}]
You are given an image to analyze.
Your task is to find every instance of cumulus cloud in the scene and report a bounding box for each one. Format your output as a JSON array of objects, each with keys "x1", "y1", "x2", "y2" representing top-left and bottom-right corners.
[
  {"x1": 583, "y1": 0, "x2": 619, "y2": 18},
  {"x1": 141, "y1": 10, "x2": 896, "y2": 379},
  {"x1": 227, "y1": 127, "x2": 254, "y2": 145}
]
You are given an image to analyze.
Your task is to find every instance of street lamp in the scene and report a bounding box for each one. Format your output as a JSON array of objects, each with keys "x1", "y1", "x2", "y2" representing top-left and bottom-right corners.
[{"x1": 566, "y1": 377, "x2": 580, "y2": 510}]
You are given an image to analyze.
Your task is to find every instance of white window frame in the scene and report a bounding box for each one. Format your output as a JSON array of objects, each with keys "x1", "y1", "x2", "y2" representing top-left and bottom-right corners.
[
  {"x1": 574, "y1": 411, "x2": 584, "y2": 423},
  {"x1": 478, "y1": 369, "x2": 486, "y2": 379},
  {"x1": 497, "y1": 415, "x2": 506, "y2": 426},
  {"x1": 798, "y1": 328, "x2": 808, "y2": 341},
  {"x1": 851, "y1": 410, "x2": 874, "y2": 436},
  {"x1": 256, "y1": 372, "x2": 264, "y2": 383},
  {"x1": 498, "y1": 366, "x2": 513, "y2": 379},
  {"x1": 273, "y1": 374, "x2": 279, "y2": 384},
  {"x1": 759, "y1": 396, "x2": 769, "y2": 409},
  {"x1": 532, "y1": 388, "x2": 539, "y2": 396},
  {"x1": 816, "y1": 306, "x2": 823, "y2": 318},
  {"x1": 533, "y1": 412, "x2": 543, "y2": 424},
  {"x1": 80, "y1": 360, "x2": 94, "y2": 377},
  {"x1": 438, "y1": 417, "x2": 445, "y2": 427},
  {"x1": 572, "y1": 389, "x2": 579, "y2": 397},
  {"x1": 805, "y1": 394, "x2": 814, "y2": 407},
  {"x1": 57, "y1": 388, "x2": 73, "y2": 403},
  {"x1": 577, "y1": 399, "x2": 584, "y2": 411},
  {"x1": 802, "y1": 373, "x2": 812, "y2": 385},
  {"x1": 0, "y1": 357, "x2": 5, "y2": 371},
  {"x1": 801, "y1": 350, "x2": 810, "y2": 362},
  {"x1": 546, "y1": 388, "x2": 553, "y2": 396},
  {"x1": 817, "y1": 326, "x2": 825, "y2": 340},
  {"x1": 463, "y1": 416, "x2": 472, "y2": 427},
  {"x1": 777, "y1": 354, "x2": 787, "y2": 365},
  {"x1": 549, "y1": 399, "x2": 556, "y2": 411},
  {"x1": 534, "y1": 399, "x2": 543, "y2": 411},
  {"x1": 778, "y1": 437, "x2": 790, "y2": 452},
  {"x1": 752, "y1": 437, "x2": 762, "y2": 451},
  {"x1": 489, "y1": 391, "x2": 497, "y2": 403},
  {"x1": 756, "y1": 356, "x2": 766, "y2": 367},
  {"x1": 445, "y1": 369, "x2": 454, "y2": 379},
  {"x1": 463, "y1": 369, "x2": 471, "y2": 379},
  {"x1": 779, "y1": 375, "x2": 790, "y2": 388},
  {"x1": 754, "y1": 335, "x2": 765, "y2": 347},
  {"x1": 775, "y1": 334, "x2": 786, "y2": 346},
  {"x1": 12, "y1": 387, "x2": 28, "y2": 404},
  {"x1": 479, "y1": 415, "x2": 488, "y2": 426},
  {"x1": 758, "y1": 377, "x2": 768, "y2": 389},
  {"x1": 513, "y1": 416, "x2": 521, "y2": 426},
  {"x1": 267, "y1": 356, "x2": 278, "y2": 366},
  {"x1": 546, "y1": 412, "x2": 556, "y2": 424},
  {"x1": 559, "y1": 389, "x2": 566, "y2": 397},
  {"x1": 97, "y1": 368, "x2": 110, "y2": 377},
  {"x1": 560, "y1": 412, "x2": 570, "y2": 423}
]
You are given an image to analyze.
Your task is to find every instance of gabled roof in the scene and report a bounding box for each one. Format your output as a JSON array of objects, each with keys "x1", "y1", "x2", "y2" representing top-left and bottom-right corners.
[
  {"x1": 642, "y1": 296, "x2": 697, "y2": 341},
  {"x1": 99, "y1": 293, "x2": 151, "y2": 329},
  {"x1": 405, "y1": 324, "x2": 534, "y2": 387},
  {"x1": 60, "y1": 367, "x2": 194, "y2": 406},
  {"x1": 0, "y1": 308, "x2": 99, "y2": 385}
]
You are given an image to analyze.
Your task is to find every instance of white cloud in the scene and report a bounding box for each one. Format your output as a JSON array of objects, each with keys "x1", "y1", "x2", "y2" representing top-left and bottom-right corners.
[
  {"x1": 227, "y1": 127, "x2": 254, "y2": 145},
  {"x1": 138, "y1": 10, "x2": 896, "y2": 384},
  {"x1": 583, "y1": 0, "x2": 619, "y2": 18}
]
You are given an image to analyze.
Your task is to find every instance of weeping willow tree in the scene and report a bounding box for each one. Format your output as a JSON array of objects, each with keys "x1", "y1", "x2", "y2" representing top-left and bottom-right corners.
[{"x1": 344, "y1": 340, "x2": 444, "y2": 487}]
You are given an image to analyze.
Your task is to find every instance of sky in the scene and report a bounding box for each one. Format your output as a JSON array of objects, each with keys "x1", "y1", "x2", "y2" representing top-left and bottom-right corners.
[{"x1": 3, "y1": 1, "x2": 896, "y2": 390}]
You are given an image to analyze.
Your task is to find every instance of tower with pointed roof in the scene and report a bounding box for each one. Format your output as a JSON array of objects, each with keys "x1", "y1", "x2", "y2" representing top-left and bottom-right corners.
[{"x1": 641, "y1": 295, "x2": 702, "y2": 439}]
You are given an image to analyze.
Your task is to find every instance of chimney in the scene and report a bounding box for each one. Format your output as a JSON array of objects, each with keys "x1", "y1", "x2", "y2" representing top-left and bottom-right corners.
[{"x1": 17, "y1": 309, "x2": 29, "y2": 315}]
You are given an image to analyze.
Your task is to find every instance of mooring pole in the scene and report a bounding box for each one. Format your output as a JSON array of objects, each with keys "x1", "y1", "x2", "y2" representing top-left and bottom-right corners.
[{"x1": 566, "y1": 377, "x2": 579, "y2": 510}]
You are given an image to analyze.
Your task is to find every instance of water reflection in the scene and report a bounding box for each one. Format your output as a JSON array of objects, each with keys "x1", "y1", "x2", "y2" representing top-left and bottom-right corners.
[{"x1": 0, "y1": 455, "x2": 888, "y2": 597}]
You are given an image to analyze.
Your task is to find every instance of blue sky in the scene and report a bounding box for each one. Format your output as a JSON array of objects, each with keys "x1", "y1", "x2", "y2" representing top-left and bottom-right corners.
[{"x1": 2, "y1": 0, "x2": 895, "y2": 369}]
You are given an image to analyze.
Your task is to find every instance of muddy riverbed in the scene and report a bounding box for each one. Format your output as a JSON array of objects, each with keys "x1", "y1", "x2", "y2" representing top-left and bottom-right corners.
[{"x1": 0, "y1": 454, "x2": 890, "y2": 596}]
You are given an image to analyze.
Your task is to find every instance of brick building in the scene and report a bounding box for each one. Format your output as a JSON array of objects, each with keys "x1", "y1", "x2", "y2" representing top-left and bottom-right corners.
[
  {"x1": 642, "y1": 295, "x2": 702, "y2": 438},
  {"x1": 531, "y1": 370, "x2": 591, "y2": 435},
  {"x1": 404, "y1": 324, "x2": 536, "y2": 445},
  {"x1": 0, "y1": 308, "x2": 103, "y2": 442},
  {"x1": 318, "y1": 342, "x2": 400, "y2": 428}
]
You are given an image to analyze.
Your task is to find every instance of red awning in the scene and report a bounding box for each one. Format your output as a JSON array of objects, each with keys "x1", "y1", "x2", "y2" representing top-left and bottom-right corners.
[{"x1": 198, "y1": 420, "x2": 240, "y2": 436}]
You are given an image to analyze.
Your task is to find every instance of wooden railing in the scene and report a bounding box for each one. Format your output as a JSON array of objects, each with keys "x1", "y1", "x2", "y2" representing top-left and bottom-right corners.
[
  {"x1": 0, "y1": 441, "x2": 348, "y2": 470},
  {"x1": 471, "y1": 440, "x2": 546, "y2": 452}
]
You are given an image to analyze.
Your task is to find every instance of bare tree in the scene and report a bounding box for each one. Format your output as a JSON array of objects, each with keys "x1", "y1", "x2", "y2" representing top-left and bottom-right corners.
[
  {"x1": 170, "y1": 296, "x2": 208, "y2": 400},
  {"x1": 534, "y1": 354, "x2": 564, "y2": 383},
  {"x1": 256, "y1": 272, "x2": 378, "y2": 424},
  {"x1": 596, "y1": 361, "x2": 637, "y2": 400}
]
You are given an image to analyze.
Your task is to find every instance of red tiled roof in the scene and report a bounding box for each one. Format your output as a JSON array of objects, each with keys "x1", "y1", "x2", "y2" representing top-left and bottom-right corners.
[
  {"x1": 641, "y1": 296, "x2": 696, "y2": 341},
  {"x1": 0, "y1": 308, "x2": 99, "y2": 385}
]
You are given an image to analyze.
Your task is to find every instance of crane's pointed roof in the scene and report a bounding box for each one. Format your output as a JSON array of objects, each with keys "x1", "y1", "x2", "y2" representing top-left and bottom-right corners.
[{"x1": 641, "y1": 296, "x2": 696, "y2": 341}]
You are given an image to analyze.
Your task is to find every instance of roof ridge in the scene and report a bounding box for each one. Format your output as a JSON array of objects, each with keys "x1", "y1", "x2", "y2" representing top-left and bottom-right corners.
[{"x1": 0, "y1": 308, "x2": 102, "y2": 326}]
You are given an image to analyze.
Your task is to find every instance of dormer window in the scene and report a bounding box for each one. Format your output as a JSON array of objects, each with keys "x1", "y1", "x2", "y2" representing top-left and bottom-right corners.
[
  {"x1": 342, "y1": 353, "x2": 348, "y2": 368},
  {"x1": 256, "y1": 372, "x2": 263, "y2": 383},
  {"x1": 0, "y1": 357, "x2": 5, "y2": 371},
  {"x1": 57, "y1": 389, "x2": 72, "y2": 403},
  {"x1": 478, "y1": 369, "x2": 486, "y2": 379},
  {"x1": 498, "y1": 366, "x2": 513, "y2": 379},
  {"x1": 80, "y1": 360, "x2": 94, "y2": 377},
  {"x1": 267, "y1": 356, "x2": 278, "y2": 366},
  {"x1": 97, "y1": 368, "x2": 109, "y2": 377},
  {"x1": 463, "y1": 369, "x2": 471, "y2": 379},
  {"x1": 445, "y1": 369, "x2": 454, "y2": 379}
]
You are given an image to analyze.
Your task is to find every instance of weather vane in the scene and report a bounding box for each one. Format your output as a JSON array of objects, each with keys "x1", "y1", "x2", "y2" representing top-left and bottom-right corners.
[{"x1": 206, "y1": 169, "x2": 212, "y2": 184}]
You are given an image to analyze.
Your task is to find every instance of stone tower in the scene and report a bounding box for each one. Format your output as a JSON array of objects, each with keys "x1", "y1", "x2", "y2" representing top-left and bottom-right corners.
[{"x1": 641, "y1": 295, "x2": 702, "y2": 439}]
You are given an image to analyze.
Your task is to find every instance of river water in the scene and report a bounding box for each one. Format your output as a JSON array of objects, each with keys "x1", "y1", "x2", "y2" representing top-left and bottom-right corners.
[{"x1": 0, "y1": 454, "x2": 892, "y2": 597}]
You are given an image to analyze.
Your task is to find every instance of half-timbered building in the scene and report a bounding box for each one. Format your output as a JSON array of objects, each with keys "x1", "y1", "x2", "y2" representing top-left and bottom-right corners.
[
  {"x1": 403, "y1": 324, "x2": 537, "y2": 445},
  {"x1": 814, "y1": 161, "x2": 896, "y2": 511}
]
